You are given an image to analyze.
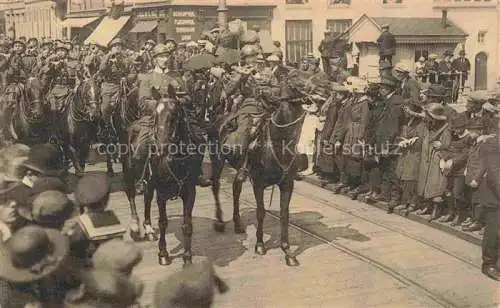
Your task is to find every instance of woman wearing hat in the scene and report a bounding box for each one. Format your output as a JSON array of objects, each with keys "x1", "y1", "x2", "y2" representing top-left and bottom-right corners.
[
  {"x1": 415, "y1": 103, "x2": 451, "y2": 219},
  {"x1": 393, "y1": 101, "x2": 426, "y2": 214},
  {"x1": 0, "y1": 225, "x2": 71, "y2": 305}
]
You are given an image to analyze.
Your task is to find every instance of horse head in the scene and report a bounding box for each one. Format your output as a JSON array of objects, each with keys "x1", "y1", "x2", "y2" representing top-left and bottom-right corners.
[
  {"x1": 153, "y1": 85, "x2": 183, "y2": 148},
  {"x1": 24, "y1": 77, "x2": 45, "y2": 120},
  {"x1": 79, "y1": 75, "x2": 101, "y2": 122}
]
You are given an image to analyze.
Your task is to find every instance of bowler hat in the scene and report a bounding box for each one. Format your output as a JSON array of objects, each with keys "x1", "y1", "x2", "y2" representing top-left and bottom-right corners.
[
  {"x1": 425, "y1": 103, "x2": 447, "y2": 121},
  {"x1": 92, "y1": 239, "x2": 143, "y2": 274},
  {"x1": 18, "y1": 190, "x2": 75, "y2": 228},
  {"x1": 22, "y1": 143, "x2": 63, "y2": 177},
  {"x1": 0, "y1": 225, "x2": 69, "y2": 283},
  {"x1": 74, "y1": 172, "x2": 110, "y2": 208},
  {"x1": 153, "y1": 261, "x2": 229, "y2": 308},
  {"x1": 5, "y1": 176, "x2": 66, "y2": 211}
]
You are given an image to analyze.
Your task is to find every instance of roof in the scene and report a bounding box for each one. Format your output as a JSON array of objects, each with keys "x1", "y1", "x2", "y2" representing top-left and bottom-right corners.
[{"x1": 371, "y1": 17, "x2": 467, "y2": 37}]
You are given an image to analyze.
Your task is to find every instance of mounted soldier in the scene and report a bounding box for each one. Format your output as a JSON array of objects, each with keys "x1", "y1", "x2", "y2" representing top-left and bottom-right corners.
[
  {"x1": 98, "y1": 38, "x2": 129, "y2": 136},
  {"x1": 221, "y1": 44, "x2": 282, "y2": 181},
  {"x1": 42, "y1": 41, "x2": 81, "y2": 136},
  {"x1": 1, "y1": 40, "x2": 28, "y2": 142},
  {"x1": 22, "y1": 38, "x2": 38, "y2": 76}
]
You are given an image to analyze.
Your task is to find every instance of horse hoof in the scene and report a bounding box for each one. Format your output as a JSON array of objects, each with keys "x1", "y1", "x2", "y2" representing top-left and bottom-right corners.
[
  {"x1": 183, "y1": 255, "x2": 193, "y2": 266},
  {"x1": 158, "y1": 255, "x2": 171, "y2": 266},
  {"x1": 213, "y1": 221, "x2": 225, "y2": 233},
  {"x1": 285, "y1": 256, "x2": 300, "y2": 267},
  {"x1": 146, "y1": 232, "x2": 157, "y2": 242},
  {"x1": 255, "y1": 244, "x2": 267, "y2": 255},
  {"x1": 234, "y1": 224, "x2": 246, "y2": 234}
]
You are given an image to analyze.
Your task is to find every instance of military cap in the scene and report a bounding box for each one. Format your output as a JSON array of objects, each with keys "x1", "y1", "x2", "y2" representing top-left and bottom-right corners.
[
  {"x1": 92, "y1": 239, "x2": 143, "y2": 274},
  {"x1": 74, "y1": 172, "x2": 110, "y2": 207},
  {"x1": 152, "y1": 44, "x2": 172, "y2": 58},
  {"x1": 108, "y1": 38, "x2": 123, "y2": 48}
]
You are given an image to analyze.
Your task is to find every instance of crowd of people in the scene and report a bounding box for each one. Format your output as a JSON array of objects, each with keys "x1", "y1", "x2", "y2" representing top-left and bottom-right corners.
[{"x1": 0, "y1": 20, "x2": 498, "y2": 308}]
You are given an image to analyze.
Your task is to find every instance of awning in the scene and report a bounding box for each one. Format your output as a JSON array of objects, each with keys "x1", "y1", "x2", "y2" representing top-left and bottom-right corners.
[
  {"x1": 62, "y1": 17, "x2": 99, "y2": 28},
  {"x1": 129, "y1": 20, "x2": 158, "y2": 33},
  {"x1": 84, "y1": 16, "x2": 130, "y2": 47}
]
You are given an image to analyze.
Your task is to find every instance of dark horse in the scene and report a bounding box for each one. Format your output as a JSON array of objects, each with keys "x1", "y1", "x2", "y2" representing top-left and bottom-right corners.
[
  {"x1": 148, "y1": 90, "x2": 202, "y2": 266},
  {"x1": 103, "y1": 79, "x2": 139, "y2": 176},
  {"x1": 59, "y1": 76, "x2": 100, "y2": 176},
  {"x1": 209, "y1": 69, "x2": 314, "y2": 266},
  {"x1": 2, "y1": 77, "x2": 47, "y2": 145}
]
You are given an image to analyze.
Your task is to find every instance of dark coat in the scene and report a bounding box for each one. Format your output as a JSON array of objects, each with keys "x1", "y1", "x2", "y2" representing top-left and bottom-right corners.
[
  {"x1": 478, "y1": 135, "x2": 500, "y2": 209},
  {"x1": 376, "y1": 31, "x2": 396, "y2": 56},
  {"x1": 400, "y1": 77, "x2": 421, "y2": 106},
  {"x1": 318, "y1": 38, "x2": 336, "y2": 58},
  {"x1": 451, "y1": 57, "x2": 471, "y2": 76},
  {"x1": 364, "y1": 94, "x2": 405, "y2": 149},
  {"x1": 439, "y1": 134, "x2": 474, "y2": 177}
]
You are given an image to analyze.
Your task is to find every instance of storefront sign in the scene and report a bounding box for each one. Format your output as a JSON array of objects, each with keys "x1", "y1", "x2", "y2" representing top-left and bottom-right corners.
[
  {"x1": 176, "y1": 27, "x2": 196, "y2": 33},
  {"x1": 173, "y1": 11, "x2": 195, "y2": 18},
  {"x1": 175, "y1": 19, "x2": 195, "y2": 26}
]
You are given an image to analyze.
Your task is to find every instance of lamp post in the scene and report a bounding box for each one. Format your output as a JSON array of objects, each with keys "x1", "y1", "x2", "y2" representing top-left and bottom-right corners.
[{"x1": 217, "y1": 0, "x2": 227, "y2": 29}]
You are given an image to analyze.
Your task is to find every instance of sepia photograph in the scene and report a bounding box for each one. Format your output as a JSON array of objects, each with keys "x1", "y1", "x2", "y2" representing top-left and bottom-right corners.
[{"x1": 0, "y1": 0, "x2": 498, "y2": 307}]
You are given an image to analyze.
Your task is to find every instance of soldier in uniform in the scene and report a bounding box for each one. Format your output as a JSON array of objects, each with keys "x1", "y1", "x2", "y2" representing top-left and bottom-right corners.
[
  {"x1": 2, "y1": 40, "x2": 28, "y2": 141},
  {"x1": 222, "y1": 45, "x2": 280, "y2": 181},
  {"x1": 98, "y1": 38, "x2": 129, "y2": 135}
]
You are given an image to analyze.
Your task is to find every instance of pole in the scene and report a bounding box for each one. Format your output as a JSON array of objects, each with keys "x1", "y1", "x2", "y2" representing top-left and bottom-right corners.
[{"x1": 217, "y1": 0, "x2": 228, "y2": 29}]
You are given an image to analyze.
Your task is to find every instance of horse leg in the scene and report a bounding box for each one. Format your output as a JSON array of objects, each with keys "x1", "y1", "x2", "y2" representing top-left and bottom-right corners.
[
  {"x1": 106, "y1": 150, "x2": 114, "y2": 176},
  {"x1": 181, "y1": 184, "x2": 196, "y2": 266},
  {"x1": 279, "y1": 177, "x2": 299, "y2": 266},
  {"x1": 253, "y1": 183, "x2": 267, "y2": 255},
  {"x1": 157, "y1": 192, "x2": 171, "y2": 266},
  {"x1": 211, "y1": 142, "x2": 226, "y2": 233},
  {"x1": 122, "y1": 157, "x2": 140, "y2": 238},
  {"x1": 68, "y1": 144, "x2": 84, "y2": 177},
  {"x1": 143, "y1": 180, "x2": 157, "y2": 241},
  {"x1": 233, "y1": 176, "x2": 246, "y2": 234},
  {"x1": 79, "y1": 143, "x2": 90, "y2": 172}
]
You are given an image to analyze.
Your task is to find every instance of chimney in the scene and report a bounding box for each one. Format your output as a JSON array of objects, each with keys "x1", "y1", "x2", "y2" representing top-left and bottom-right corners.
[{"x1": 441, "y1": 10, "x2": 447, "y2": 28}]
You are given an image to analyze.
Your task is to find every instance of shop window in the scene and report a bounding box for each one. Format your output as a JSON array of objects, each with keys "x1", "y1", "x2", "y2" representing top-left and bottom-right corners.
[
  {"x1": 415, "y1": 49, "x2": 429, "y2": 61},
  {"x1": 285, "y1": 20, "x2": 313, "y2": 65},
  {"x1": 326, "y1": 19, "x2": 352, "y2": 34}
]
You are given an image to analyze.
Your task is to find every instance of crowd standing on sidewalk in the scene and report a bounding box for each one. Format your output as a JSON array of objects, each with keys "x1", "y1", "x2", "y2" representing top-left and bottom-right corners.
[{"x1": 306, "y1": 26, "x2": 500, "y2": 281}]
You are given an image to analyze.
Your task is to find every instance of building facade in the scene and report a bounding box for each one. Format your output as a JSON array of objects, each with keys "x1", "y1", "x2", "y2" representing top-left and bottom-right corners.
[
  {"x1": 272, "y1": 0, "x2": 499, "y2": 90},
  {"x1": 0, "y1": 0, "x2": 66, "y2": 40}
]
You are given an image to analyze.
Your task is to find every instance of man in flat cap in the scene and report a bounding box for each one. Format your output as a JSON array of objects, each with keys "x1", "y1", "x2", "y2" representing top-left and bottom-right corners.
[{"x1": 376, "y1": 24, "x2": 396, "y2": 66}]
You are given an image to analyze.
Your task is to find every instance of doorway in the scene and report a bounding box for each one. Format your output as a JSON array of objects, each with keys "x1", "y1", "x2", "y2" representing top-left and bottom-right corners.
[{"x1": 474, "y1": 52, "x2": 488, "y2": 90}]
